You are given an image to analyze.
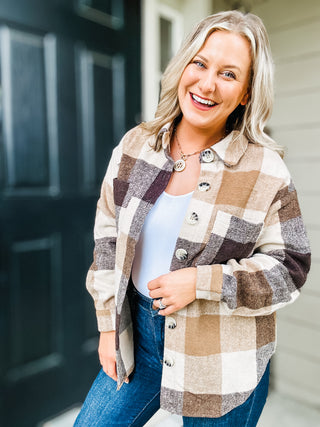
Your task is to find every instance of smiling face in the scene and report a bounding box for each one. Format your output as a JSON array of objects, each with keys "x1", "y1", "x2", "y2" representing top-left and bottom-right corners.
[{"x1": 177, "y1": 30, "x2": 252, "y2": 137}]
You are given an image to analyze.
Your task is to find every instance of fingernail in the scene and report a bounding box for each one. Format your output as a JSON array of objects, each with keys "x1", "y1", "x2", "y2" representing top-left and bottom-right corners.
[{"x1": 125, "y1": 378, "x2": 129, "y2": 384}]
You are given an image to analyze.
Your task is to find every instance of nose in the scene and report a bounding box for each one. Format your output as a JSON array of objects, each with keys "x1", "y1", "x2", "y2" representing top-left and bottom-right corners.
[{"x1": 198, "y1": 70, "x2": 216, "y2": 94}]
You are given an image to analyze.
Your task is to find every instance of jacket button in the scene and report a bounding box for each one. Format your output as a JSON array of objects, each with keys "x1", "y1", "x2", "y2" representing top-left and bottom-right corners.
[
  {"x1": 164, "y1": 356, "x2": 175, "y2": 367},
  {"x1": 167, "y1": 317, "x2": 177, "y2": 329},
  {"x1": 201, "y1": 148, "x2": 215, "y2": 163},
  {"x1": 175, "y1": 248, "x2": 188, "y2": 261},
  {"x1": 198, "y1": 182, "x2": 211, "y2": 192},
  {"x1": 186, "y1": 212, "x2": 199, "y2": 225}
]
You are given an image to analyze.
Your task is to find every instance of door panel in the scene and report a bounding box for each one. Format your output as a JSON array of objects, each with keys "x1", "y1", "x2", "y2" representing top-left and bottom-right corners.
[
  {"x1": 77, "y1": 0, "x2": 124, "y2": 29},
  {"x1": 0, "y1": 1, "x2": 141, "y2": 425},
  {"x1": 8, "y1": 235, "x2": 63, "y2": 375},
  {"x1": 1, "y1": 28, "x2": 59, "y2": 196},
  {"x1": 78, "y1": 47, "x2": 125, "y2": 191}
]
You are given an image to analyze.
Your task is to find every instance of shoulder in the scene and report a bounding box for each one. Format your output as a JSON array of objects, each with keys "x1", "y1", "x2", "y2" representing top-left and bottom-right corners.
[
  {"x1": 119, "y1": 124, "x2": 155, "y2": 155},
  {"x1": 246, "y1": 142, "x2": 291, "y2": 186},
  {"x1": 108, "y1": 124, "x2": 155, "y2": 167}
]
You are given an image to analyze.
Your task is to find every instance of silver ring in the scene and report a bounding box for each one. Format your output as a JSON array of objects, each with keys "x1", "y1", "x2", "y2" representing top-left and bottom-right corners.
[{"x1": 159, "y1": 299, "x2": 167, "y2": 310}]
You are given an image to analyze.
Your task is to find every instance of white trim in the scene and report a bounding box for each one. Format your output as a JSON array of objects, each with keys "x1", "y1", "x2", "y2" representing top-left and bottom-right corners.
[
  {"x1": 141, "y1": 1, "x2": 184, "y2": 122},
  {"x1": 157, "y1": 3, "x2": 184, "y2": 57},
  {"x1": 141, "y1": 0, "x2": 159, "y2": 122}
]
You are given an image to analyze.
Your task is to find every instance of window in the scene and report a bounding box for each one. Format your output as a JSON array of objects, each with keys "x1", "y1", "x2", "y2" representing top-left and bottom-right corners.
[
  {"x1": 158, "y1": 4, "x2": 183, "y2": 75},
  {"x1": 160, "y1": 16, "x2": 173, "y2": 73},
  {"x1": 142, "y1": 1, "x2": 183, "y2": 121}
]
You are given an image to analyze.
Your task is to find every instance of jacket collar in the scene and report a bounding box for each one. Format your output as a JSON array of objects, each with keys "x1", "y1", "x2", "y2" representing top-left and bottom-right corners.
[
  {"x1": 158, "y1": 123, "x2": 248, "y2": 167},
  {"x1": 212, "y1": 131, "x2": 248, "y2": 167},
  {"x1": 159, "y1": 122, "x2": 172, "y2": 150}
]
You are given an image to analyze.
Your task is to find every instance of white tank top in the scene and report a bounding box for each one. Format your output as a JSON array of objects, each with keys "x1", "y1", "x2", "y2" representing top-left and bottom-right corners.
[{"x1": 131, "y1": 190, "x2": 193, "y2": 297}]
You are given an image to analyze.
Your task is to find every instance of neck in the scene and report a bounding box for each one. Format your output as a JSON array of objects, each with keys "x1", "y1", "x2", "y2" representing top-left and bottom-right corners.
[{"x1": 175, "y1": 120, "x2": 226, "y2": 152}]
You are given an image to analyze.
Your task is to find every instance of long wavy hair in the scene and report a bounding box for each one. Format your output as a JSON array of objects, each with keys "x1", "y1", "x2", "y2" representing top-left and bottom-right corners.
[{"x1": 142, "y1": 10, "x2": 283, "y2": 157}]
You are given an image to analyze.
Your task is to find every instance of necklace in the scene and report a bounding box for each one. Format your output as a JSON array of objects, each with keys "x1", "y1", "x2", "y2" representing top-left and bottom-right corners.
[{"x1": 172, "y1": 128, "x2": 225, "y2": 172}]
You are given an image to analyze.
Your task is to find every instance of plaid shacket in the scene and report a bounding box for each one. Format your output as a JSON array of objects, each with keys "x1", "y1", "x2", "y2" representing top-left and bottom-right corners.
[{"x1": 86, "y1": 123, "x2": 311, "y2": 418}]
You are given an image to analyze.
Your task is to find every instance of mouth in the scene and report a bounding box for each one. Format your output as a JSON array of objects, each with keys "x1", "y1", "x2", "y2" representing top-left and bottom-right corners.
[{"x1": 190, "y1": 93, "x2": 217, "y2": 108}]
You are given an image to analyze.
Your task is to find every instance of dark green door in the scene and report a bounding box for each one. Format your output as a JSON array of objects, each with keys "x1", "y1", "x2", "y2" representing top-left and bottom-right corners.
[{"x1": 0, "y1": 1, "x2": 141, "y2": 425}]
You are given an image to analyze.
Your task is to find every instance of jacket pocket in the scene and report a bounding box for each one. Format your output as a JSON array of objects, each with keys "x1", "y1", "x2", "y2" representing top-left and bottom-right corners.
[{"x1": 197, "y1": 210, "x2": 264, "y2": 265}]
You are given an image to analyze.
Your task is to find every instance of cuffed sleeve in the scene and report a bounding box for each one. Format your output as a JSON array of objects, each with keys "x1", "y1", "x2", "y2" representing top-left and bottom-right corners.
[{"x1": 196, "y1": 264, "x2": 223, "y2": 301}]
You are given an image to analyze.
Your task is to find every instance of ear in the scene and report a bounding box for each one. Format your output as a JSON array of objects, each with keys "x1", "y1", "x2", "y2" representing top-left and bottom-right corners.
[{"x1": 240, "y1": 91, "x2": 250, "y2": 106}]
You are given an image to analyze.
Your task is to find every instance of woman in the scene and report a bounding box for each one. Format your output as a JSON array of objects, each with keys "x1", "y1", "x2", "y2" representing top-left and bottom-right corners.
[{"x1": 75, "y1": 10, "x2": 311, "y2": 427}]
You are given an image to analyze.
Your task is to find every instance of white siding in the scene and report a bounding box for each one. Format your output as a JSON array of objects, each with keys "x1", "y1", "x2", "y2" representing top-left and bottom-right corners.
[{"x1": 213, "y1": 0, "x2": 320, "y2": 408}]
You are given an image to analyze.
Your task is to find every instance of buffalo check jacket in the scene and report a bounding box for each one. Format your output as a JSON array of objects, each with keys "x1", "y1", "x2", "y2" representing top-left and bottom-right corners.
[{"x1": 86, "y1": 123, "x2": 311, "y2": 418}]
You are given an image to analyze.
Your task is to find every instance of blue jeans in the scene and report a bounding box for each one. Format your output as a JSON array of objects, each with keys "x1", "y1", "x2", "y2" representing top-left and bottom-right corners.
[{"x1": 74, "y1": 287, "x2": 270, "y2": 426}]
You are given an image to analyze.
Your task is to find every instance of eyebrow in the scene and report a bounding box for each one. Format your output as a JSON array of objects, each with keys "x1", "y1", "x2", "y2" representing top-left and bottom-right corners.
[
  {"x1": 223, "y1": 64, "x2": 241, "y2": 72},
  {"x1": 196, "y1": 54, "x2": 241, "y2": 73}
]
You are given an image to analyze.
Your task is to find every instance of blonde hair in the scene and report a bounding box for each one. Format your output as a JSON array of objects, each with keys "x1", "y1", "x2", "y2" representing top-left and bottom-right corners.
[{"x1": 142, "y1": 10, "x2": 283, "y2": 157}]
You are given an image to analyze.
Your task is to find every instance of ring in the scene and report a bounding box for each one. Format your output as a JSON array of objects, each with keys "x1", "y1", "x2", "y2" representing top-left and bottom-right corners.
[{"x1": 159, "y1": 299, "x2": 167, "y2": 310}]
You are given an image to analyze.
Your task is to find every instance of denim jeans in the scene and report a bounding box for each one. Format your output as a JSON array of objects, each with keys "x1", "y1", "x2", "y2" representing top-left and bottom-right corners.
[{"x1": 74, "y1": 287, "x2": 270, "y2": 426}]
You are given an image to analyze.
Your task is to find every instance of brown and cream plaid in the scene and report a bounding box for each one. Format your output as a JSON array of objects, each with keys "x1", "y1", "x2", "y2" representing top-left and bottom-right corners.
[{"x1": 86, "y1": 123, "x2": 311, "y2": 417}]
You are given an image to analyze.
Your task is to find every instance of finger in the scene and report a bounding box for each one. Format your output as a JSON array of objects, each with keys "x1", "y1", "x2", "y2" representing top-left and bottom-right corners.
[
  {"x1": 152, "y1": 299, "x2": 168, "y2": 311},
  {"x1": 147, "y1": 278, "x2": 160, "y2": 291},
  {"x1": 102, "y1": 359, "x2": 118, "y2": 381},
  {"x1": 147, "y1": 274, "x2": 166, "y2": 290},
  {"x1": 149, "y1": 288, "x2": 163, "y2": 299},
  {"x1": 158, "y1": 308, "x2": 170, "y2": 316},
  {"x1": 107, "y1": 361, "x2": 118, "y2": 381},
  {"x1": 158, "y1": 305, "x2": 176, "y2": 316},
  {"x1": 156, "y1": 298, "x2": 168, "y2": 310}
]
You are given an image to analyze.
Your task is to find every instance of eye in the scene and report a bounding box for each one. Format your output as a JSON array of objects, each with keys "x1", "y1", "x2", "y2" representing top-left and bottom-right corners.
[
  {"x1": 222, "y1": 70, "x2": 236, "y2": 79},
  {"x1": 192, "y1": 60, "x2": 206, "y2": 69}
]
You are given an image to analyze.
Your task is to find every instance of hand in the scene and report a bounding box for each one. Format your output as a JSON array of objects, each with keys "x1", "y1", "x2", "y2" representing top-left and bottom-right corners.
[
  {"x1": 148, "y1": 267, "x2": 197, "y2": 316},
  {"x1": 98, "y1": 331, "x2": 117, "y2": 381}
]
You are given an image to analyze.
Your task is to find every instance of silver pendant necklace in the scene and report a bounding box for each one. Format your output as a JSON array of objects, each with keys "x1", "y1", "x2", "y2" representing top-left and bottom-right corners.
[
  {"x1": 172, "y1": 127, "x2": 227, "y2": 172},
  {"x1": 173, "y1": 130, "x2": 204, "y2": 172},
  {"x1": 173, "y1": 155, "x2": 188, "y2": 172}
]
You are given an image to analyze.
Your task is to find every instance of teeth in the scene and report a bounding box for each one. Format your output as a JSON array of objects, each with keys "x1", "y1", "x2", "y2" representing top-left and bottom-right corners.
[{"x1": 192, "y1": 94, "x2": 215, "y2": 106}]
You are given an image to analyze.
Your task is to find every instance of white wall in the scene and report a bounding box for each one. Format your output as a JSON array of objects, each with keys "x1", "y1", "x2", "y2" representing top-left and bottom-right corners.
[{"x1": 213, "y1": 0, "x2": 320, "y2": 409}]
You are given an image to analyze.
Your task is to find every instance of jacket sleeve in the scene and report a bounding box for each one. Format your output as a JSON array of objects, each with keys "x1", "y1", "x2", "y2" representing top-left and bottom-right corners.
[
  {"x1": 195, "y1": 180, "x2": 311, "y2": 316},
  {"x1": 86, "y1": 141, "x2": 123, "y2": 332}
]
